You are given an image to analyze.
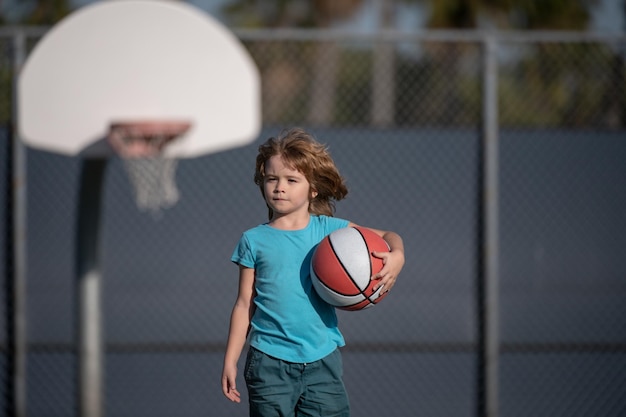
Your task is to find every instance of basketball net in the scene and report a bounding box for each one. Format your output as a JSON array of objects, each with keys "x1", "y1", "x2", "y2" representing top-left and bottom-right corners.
[
  {"x1": 123, "y1": 156, "x2": 180, "y2": 214},
  {"x1": 108, "y1": 121, "x2": 191, "y2": 217}
]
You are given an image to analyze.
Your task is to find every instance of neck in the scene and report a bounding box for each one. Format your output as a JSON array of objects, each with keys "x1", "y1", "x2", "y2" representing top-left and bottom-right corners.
[{"x1": 269, "y1": 212, "x2": 310, "y2": 230}]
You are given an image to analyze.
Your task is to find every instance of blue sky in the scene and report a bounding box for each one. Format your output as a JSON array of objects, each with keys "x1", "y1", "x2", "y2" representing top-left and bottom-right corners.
[
  {"x1": 2, "y1": 0, "x2": 625, "y2": 31},
  {"x1": 589, "y1": 0, "x2": 625, "y2": 31}
]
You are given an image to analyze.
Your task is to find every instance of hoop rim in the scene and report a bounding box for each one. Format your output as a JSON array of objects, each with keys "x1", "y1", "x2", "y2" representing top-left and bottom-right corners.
[
  {"x1": 109, "y1": 120, "x2": 192, "y2": 136},
  {"x1": 107, "y1": 119, "x2": 193, "y2": 158}
]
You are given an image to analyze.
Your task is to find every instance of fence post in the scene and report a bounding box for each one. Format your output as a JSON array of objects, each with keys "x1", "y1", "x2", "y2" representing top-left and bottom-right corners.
[
  {"x1": 371, "y1": 0, "x2": 395, "y2": 126},
  {"x1": 10, "y1": 28, "x2": 28, "y2": 417},
  {"x1": 480, "y1": 35, "x2": 500, "y2": 417}
]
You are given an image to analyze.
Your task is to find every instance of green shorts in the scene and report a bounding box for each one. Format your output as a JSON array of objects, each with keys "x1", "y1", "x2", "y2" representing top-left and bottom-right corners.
[{"x1": 244, "y1": 347, "x2": 350, "y2": 417}]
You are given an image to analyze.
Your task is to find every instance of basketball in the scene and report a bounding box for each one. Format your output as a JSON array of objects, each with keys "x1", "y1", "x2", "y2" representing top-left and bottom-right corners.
[{"x1": 311, "y1": 226, "x2": 391, "y2": 311}]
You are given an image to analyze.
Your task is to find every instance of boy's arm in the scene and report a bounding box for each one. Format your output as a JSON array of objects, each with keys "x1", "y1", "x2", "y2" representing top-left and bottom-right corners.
[{"x1": 221, "y1": 265, "x2": 256, "y2": 403}]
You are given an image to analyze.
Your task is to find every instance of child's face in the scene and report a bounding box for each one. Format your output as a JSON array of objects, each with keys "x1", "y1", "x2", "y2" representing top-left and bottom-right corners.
[{"x1": 263, "y1": 155, "x2": 317, "y2": 219}]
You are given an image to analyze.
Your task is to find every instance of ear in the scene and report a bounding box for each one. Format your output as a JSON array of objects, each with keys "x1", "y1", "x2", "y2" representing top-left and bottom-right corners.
[{"x1": 311, "y1": 189, "x2": 318, "y2": 199}]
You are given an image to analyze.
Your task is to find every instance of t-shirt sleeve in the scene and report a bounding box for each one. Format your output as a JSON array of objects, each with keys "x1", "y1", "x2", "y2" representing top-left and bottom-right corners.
[
  {"x1": 320, "y1": 215, "x2": 350, "y2": 234},
  {"x1": 231, "y1": 233, "x2": 255, "y2": 269}
]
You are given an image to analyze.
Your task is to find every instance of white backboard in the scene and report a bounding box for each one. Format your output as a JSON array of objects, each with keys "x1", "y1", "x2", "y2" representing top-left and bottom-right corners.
[{"x1": 19, "y1": 0, "x2": 261, "y2": 158}]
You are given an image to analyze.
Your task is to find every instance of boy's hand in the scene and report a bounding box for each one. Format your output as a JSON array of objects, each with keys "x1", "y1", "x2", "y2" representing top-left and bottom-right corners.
[
  {"x1": 221, "y1": 365, "x2": 241, "y2": 403},
  {"x1": 371, "y1": 249, "x2": 405, "y2": 293}
]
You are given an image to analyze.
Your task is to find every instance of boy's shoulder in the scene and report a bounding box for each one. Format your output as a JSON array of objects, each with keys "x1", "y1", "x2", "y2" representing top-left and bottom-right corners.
[
  {"x1": 311, "y1": 214, "x2": 350, "y2": 230},
  {"x1": 240, "y1": 222, "x2": 270, "y2": 236}
]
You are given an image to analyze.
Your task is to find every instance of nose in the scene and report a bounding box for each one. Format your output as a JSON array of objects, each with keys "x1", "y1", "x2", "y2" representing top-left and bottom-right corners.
[{"x1": 273, "y1": 179, "x2": 284, "y2": 193}]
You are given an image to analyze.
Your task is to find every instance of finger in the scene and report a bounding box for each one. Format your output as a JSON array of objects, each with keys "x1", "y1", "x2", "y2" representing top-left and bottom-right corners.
[
  {"x1": 371, "y1": 251, "x2": 389, "y2": 261},
  {"x1": 224, "y1": 384, "x2": 241, "y2": 402},
  {"x1": 228, "y1": 387, "x2": 241, "y2": 403},
  {"x1": 222, "y1": 376, "x2": 240, "y2": 401},
  {"x1": 374, "y1": 273, "x2": 397, "y2": 291},
  {"x1": 374, "y1": 281, "x2": 392, "y2": 294},
  {"x1": 372, "y1": 267, "x2": 390, "y2": 281},
  {"x1": 372, "y1": 274, "x2": 388, "y2": 290}
]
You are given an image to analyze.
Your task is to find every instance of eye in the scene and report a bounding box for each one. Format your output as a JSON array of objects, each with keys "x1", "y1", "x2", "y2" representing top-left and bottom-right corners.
[{"x1": 265, "y1": 177, "x2": 277, "y2": 183}]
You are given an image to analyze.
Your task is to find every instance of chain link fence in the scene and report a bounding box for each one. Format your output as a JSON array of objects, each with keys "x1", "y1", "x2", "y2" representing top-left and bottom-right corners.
[{"x1": 1, "y1": 27, "x2": 625, "y2": 417}]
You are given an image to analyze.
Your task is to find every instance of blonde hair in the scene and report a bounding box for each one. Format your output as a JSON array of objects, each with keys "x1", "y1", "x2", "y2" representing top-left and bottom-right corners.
[{"x1": 254, "y1": 128, "x2": 348, "y2": 220}]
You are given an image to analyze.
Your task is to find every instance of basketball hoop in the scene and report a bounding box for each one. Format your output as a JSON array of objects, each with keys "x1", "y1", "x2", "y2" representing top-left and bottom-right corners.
[{"x1": 108, "y1": 121, "x2": 192, "y2": 216}]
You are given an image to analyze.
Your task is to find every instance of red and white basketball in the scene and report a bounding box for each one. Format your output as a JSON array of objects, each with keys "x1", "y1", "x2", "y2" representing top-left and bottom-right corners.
[{"x1": 311, "y1": 226, "x2": 390, "y2": 311}]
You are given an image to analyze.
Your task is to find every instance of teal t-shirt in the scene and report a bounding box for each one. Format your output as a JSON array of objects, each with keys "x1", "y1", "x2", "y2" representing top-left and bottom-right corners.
[{"x1": 231, "y1": 214, "x2": 350, "y2": 363}]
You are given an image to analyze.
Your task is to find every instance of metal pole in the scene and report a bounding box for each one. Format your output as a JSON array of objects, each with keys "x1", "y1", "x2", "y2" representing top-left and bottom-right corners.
[
  {"x1": 75, "y1": 158, "x2": 107, "y2": 417},
  {"x1": 481, "y1": 35, "x2": 500, "y2": 417},
  {"x1": 371, "y1": 0, "x2": 395, "y2": 126},
  {"x1": 11, "y1": 28, "x2": 28, "y2": 417}
]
